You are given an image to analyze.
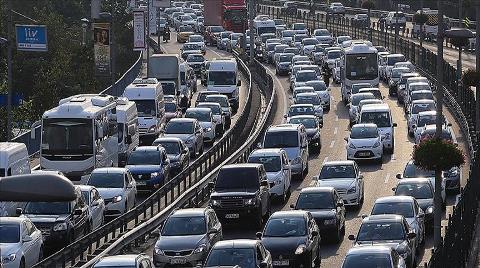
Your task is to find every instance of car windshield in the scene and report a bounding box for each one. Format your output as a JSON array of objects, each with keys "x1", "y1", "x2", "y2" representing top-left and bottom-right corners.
[
  {"x1": 198, "y1": 104, "x2": 221, "y2": 114},
  {"x1": 411, "y1": 92, "x2": 433, "y2": 101},
  {"x1": 315, "y1": 30, "x2": 330, "y2": 36},
  {"x1": 161, "y1": 82, "x2": 176, "y2": 95},
  {"x1": 417, "y1": 114, "x2": 445, "y2": 127},
  {"x1": 396, "y1": 183, "x2": 433, "y2": 199},
  {"x1": 264, "y1": 218, "x2": 307, "y2": 237},
  {"x1": 342, "y1": 253, "x2": 392, "y2": 268},
  {"x1": 412, "y1": 103, "x2": 435, "y2": 114},
  {"x1": 296, "y1": 192, "x2": 334, "y2": 209},
  {"x1": 328, "y1": 51, "x2": 342, "y2": 59},
  {"x1": 296, "y1": 95, "x2": 320, "y2": 105},
  {"x1": 215, "y1": 168, "x2": 260, "y2": 190},
  {"x1": 289, "y1": 117, "x2": 317, "y2": 128},
  {"x1": 320, "y1": 165, "x2": 355, "y2": 179},
  {"x1": 351, "y1": 94, "x2": 375, "y2": 106},
  {"x1": 372, "y1": 202, "x2": 414, "y2": 218},
  {"x1": 187, "y1": 55, "x2": 204, "y2": 62},
  {"x1": 208, "y1": 71, "x2": 236, "y2": 86},
  {"x1": 351, "y1": 126, "x2": 378, "y2": 139},
  {"x1": 0, "y1": 223, "x2": 20, "y2": 243},
  {"x1": 179, "y1": 25, "x2": 193, "y2": 32},
  {"x1": 206, "y1": 96, "x2": 228, "y2": 107},
  {"x1": 296, "y1": 71, "x2": 317, "y2": 82},
  {"x1": 162, "y1": 216, "x2": 206, "y2": 236},
  {"x1": 24, "y1": 201, "x2": 70, "y2": 215},
  {"x1": 165, "y1": 102, "x2": 177, "y2": 113},
  {"x1": 392, "y1": 69, "x2": 408, "y2": 78},
  {"x1": 264, "y1": 131, "x2": 299, "y2": 148},
  {"x1": 186, "y1": 110, "x2": 210, "y2": 122},
  {"x1": 288, "y1": 106, "x2": 315, "y2": 117},
  {"x1": 360, "y1": 112, "x2": 391, "y2": 128},
  {"x1": 303, "y1": 39, "x2": 318, "y2": 46},
  {"x1": 206, "y1": 248, "x2": 255, "y2": 268},
  {"x1": 155, "y1": 141, "x2": 181, "y2": 155},
  {"x1": 127, "y1": 150, "x2": 161, "y2": 165},
  {"x1": 134, "y1": 99, "x2": 156, "y2": 117},
  {"x1": 357, "y1": 222, "x2": 406, "y2": 241},
  {"x1": 165, "y1": 121, "x2": 194, "y2": 134},
  {"x1": 283, "y1": 30, "x2": 295, "y2": 37},
  {"x1": 404, "y1": 163, "x2": 435, "y2": 178},
  {"x1": 279, "y1": 54, "x2": 294, "y2": 62},
  {"x1": 307, "y1": 82, "x2": 327, "y2": 91},
  {"x1": 248, "y1": 156, "x2": 281, "y2": 172},
  {"x1": 189, "y1": 36, "x2": 203, "y2": 42},
  {"x1": 410, "y1": 84, "x2": 431, "y2": 92},
  {"x1": 387, "y1": 56, "x2": 406, "y2": 66},
  {"x1": 88, "y1": 172, "x2": 124, "y2": 188}
]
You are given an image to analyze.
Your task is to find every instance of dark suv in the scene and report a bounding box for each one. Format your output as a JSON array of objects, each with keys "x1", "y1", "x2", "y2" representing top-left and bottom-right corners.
[
  {"x1": 209, "y1": 164, "x2": 271, "y2": 228},
  {"x1": 20, "y1": 186, "x2": 90, "y2": 250}
]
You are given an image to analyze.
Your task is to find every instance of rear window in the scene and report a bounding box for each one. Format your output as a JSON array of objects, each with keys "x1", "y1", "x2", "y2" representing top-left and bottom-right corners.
[
  {"x1": 360, "y1": 111, "x2": 392, "y2": 128},
  {"x1": 264, "y1": 130, "x2": 299, "y2": 148}
]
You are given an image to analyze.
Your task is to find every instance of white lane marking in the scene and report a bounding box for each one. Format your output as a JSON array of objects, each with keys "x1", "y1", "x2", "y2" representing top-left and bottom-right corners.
[
  {"x1": 333, "y1": 127, "x2": 338, "y2": 135},
  {"x1": 329, "y1": 140, "x2": 335, "y2": 148},
  {"x1": 391, "y1": 154, "x2": 396, "y2": 161},
  {"x1": 384, "y1": 173, "x2": 391, "y2": 184},
  {"x1": 322, "y1": 157, "x2": 329, "y2": 164},
  {"x1": 335, "y1": 115, "x2": 339, "y2": 121}
]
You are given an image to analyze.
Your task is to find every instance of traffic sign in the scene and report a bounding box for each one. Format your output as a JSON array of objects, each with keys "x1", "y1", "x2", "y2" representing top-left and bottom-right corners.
[
  {"x1": 15, "y1": 25, "x2": 48, "y2": 52},
  {"x1": 0, "y1": 94, "x2": 23, "y2": 107}
]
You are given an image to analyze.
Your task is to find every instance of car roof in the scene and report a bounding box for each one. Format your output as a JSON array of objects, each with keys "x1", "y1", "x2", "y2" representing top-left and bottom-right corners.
[
  {"x1": 213, "y1": 239, "x2": 259, "y2": 249},
  {"x1": 153, "y1": 137, "x2": 182, "y2": 143},
  {"x1": 134, "y1": 146, "x2": 163, "y2": 152},
  {"x1": 346, "y1": 246, "x2": 392, "y2": 255},
  {"x1": 197, "y1": 102, "x2": 221, "y2": 107},
  {"x1": 171, "y1": 208, "x2": 208, "y2": 217},
  {"x1": 95, "y1": 255, "x2": 141, "y2": 266},
  {"x1": 300, "y1": 186, "x2": 335, "y2": 194},
  {"x1": 351, "y1": 123, "x2": 378, "y2": 129},
  {"x1": 186, "y1": 107, "x2": 211, "y2": 113},
  {"x1": 296, "y1": 92, "x2": 319, "y2": 97},
  {"x1": 363, "y1": 214, "x2": 405, "y2": 223},
  {"x1": 289, "y1": 115, "x2": 317, "y2": 120},
  {"x1": 412, "y1": 99, "x2": 435, "y2": 104},
  {"x1": 360, "y1": 103, "x2": 390, "y2": 112},
  {"x1": 206, "y1": 94, "x2": 228, "y2": 99},
  {"x1": 290, "y1": 104, "x2": 314, "y2": 108},
  {"x1": 169, "y1": 118, "x2": 197, "y2": 123},
  {"x1": 249, "y1": 148, "x2": 284, "y2": 157},
  {"x1": 222, "y1": 163, "x2": 263, "y2": 170},
  {"x1": 375, "y1": 196, "x2": 415, "y2": 204},
  {"x1": 323, "y1": 160, "x2": 355, "y2": 166},
  {"x1": 270, "y1": 210, "x2": 308, "y2": 219},
  {"x1": 268, "y1": 124, "x2": 302, "y2": 131},
  {"x1": 92, "y1": 167, "x2": 127, "y2": 174},
  {"x1": 0, "y1": 217, "x2": 27, "y2": 224}
]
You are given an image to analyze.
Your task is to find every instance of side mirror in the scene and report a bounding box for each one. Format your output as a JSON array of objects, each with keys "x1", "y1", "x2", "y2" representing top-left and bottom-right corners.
[
  {"x1": 344, "y1": 137, "x2": 348, "y2": 142},
  {"x1": 393, "y1": 123, "x2": 397, "y2": 127},
  {"x1": 208, "y1": 181, "x2": 215, "y2": 189},
  {"x1": 412, "y1": 124, "x2": 416, "y2": 129},
  {"x1": 348, "y1": 234, "x2": 355, "y2": 241},
  {"x1": 284, "y1": 114, "x2": 288, "y2": 119},
  {"x1": 22, "y1": 235, "x2": 33, "y2": 243},
  {"x1": 237, "y1": 80, "x2": 242, "y2": 86},
  {"x1": 257, "y1": 142, "x2": 263, "y2": 149},
  {"x1": 358, "y1": 174, "x2": 364, "y2": 179},
  {"x1": 447, "y1": 123, "x2": 452, "y2": 127},
  {"x1": 313, "y1": 175, "x2": 319, "y2": 181},
  {"x1": 92, "y1": 200, "x2": 100, "y2": 207},
  {"x1": 407, "y1": 232, "x2": 416, "y2": 239},
  {"x1": 16, "y1": 208, "x2": 23, "y2": 216},
  {"x1": 361, "y1": 214, "x2": 368, "y2": 219},
  {"x1": 74, "y1": 209, "x2": 83, "y2": 216},
  {"x1": 126, "y1": 135, "x2": 132, "y2": 144},
  {"x1": 207, "y1": 228, "x2": 218, "y2": 235},
  {"x1": 311, "y1": 230, "x2": 319, "y2": 237},
  {"x1": 290, "y1": 203, "x2": 295, "y2": 209},
  {"x1": 255, "y1": 232, "x2": 263, "y2": 239},
  {"x1": 260, "y1": 180, "x2": 269, "y2": 187},
  {"x1": 183, "y1": 148, "x2": 189, "y2": 154},
  {"x1": 392, "y1": 187, "x2": 396, "y2": 192},
  {"x1": 396, "y1": 173, "x2": 402, "y2": 179}
]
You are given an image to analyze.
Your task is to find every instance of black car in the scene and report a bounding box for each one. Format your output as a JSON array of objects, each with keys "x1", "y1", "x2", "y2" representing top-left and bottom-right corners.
[
  {"x1": 257, "y1": 210, "x2": 321, "y2": 268},
  {"x1": 394, "y1": 178, "x2": 434, "y2": 227},
  {"x1": 209, "y1": 164, "x2": 271, "y2": 228},
  {"x1": 204, "y1": 239, "x2": 273, "y2": 268},
  {"x1": 152, "y1": 137, "x2": 190, "y2": 176},
  {"x1": 20, "y1": 186, "x2": 90, "y2": 250},
  {"x1": 291, "y1": 187, "x2": 345, "y2": 243}
]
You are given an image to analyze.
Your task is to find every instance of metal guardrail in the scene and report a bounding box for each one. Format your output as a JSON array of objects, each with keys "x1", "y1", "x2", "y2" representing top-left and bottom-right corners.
[
  {"x1": 79, "y1": 56, "x2": 276, "y2": 268},
  {"x1": 260, "y1": 4, "x2": 479, "y2": 267},
  {"x1": 11, "y1": 51, "x2": 143, "y2": 157},
  {"x1": 33, "y1": 48, "x2": 257, "y2": 268}
]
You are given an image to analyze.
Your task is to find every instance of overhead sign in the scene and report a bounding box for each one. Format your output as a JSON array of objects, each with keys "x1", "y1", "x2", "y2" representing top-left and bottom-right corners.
[
  {"x1": 152, "y1": 0, "x2": 171, "y2": 8},
  {"x1": 0, "y1": 93, "x2": 23, "y2": 107},
  {"x1": 15, "y1": 25, "x2": 48, "y2": 52},
  {"x1": 133, "y1": 11, "x2": 146, "y2": 51},
  {"x1": 93, "y1": 23, "x2": 111, "y2": 76}
]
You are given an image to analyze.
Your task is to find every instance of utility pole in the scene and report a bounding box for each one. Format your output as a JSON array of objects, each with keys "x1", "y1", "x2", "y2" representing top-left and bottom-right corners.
[
  {"x1": 458, "y1": 0, "x2": 463, "y2": 25},
  {"x1": 434, "y1": 0, "x2": 445, "y2": 250},
  {"x1": 476, "y1": 1, "x2": 480, "y2": 131},
  {"x1": 146, "y1": 0, "x2": 150, "y2": 73},
  {"x1": 248, "y1": 0, "x2": 255, "y2": 63},
  {"x1": 6, "y1": 0, "x2": 13, "y2": 141}
]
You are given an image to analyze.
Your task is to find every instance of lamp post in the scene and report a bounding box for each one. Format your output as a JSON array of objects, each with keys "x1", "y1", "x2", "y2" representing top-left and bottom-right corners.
[
  {"x1": 99, "y1": 12, "x2": 115, "y2": 86},
  {"x1": 248, "y1": 0, "x2": 255, "y2": 64},
  {"x1": 81, "y1": 18, "x2": 90, "y2": 46},
  {"x1": 0, "y1": 37, "x2": 11, "y2": 141}
]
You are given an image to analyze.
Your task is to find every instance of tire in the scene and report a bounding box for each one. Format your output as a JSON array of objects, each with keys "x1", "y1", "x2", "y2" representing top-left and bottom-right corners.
[
  {"x1": 314, "y1": 247, "x2": 321, "y2": 268},
  {"x1": 199, "y1": 144, "x2": 204, "y2": 155},
  {"x1": 332, "y1": 225, "x2": 342, "y2": 243},
  {"x1": 305, "y1": 160, "x2": 309, "y2": 174},
  {"x1": 38, "y1": 246, "x2": 44, "y2": 261},
  {"x1": 19, "y1": 258, "x2": 25, "y2": 268}
]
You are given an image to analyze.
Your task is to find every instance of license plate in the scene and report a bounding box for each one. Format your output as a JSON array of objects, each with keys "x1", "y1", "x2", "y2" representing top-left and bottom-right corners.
[
  {"x1": 225, "y1": 213, "x2": 239, "y2": 219},
  {"x1": 273, "y1": 260, "x2": 290, "y2": 266},
  {"x1": 170, "y1": 258, "x2": 187, "y2": 264},
  {"x1": 136, "y1": 181, "x2": 146, "y2": 186},
  {"x1": 359, "y1": 152, "x2": 370, "y2": 157}
]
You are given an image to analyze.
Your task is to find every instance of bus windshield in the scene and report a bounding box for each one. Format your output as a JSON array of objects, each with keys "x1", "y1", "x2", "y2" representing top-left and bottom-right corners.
[
  {"x1": 42, "y1": 118, "x2": 93, "y2": 156},
  {"x1": 346, "y1": 54, "x2": 379, "y2": 81}
]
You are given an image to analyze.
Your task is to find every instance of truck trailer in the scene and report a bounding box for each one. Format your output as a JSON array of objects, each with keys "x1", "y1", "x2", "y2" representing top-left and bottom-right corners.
[{"x1": 204, "y1": 0, "x2": 247, "y2": 33}]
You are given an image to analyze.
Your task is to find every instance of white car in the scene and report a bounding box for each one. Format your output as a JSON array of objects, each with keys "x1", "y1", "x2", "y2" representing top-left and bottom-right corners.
[
  {"x1": 93, "y1": 254, "x2": 155, "y2": 268},
  {"x1": 412, "y1": 111, "x2": 440, "y2": 142},
  {"x1": 187, "y1": 35, "x2": 206, "y2": 54},
  {"x1": 291, "y1": 70, "x2": 319, "y2": 91},
  {"x1": 345, "y1": 124, "x2": 383, "y2": 163},
  {"x1": 305, "y1": 80, "x2": 330, "y2": 111},
  {"x1": 196, "y1": 102, "x2": 225, "y2": 136},
  {"x1": 163, "y1": 118, "x2": 205, "y2": 157},
  {"x1": 185, "y1": 107, "x2": 216, "y2": 144},
  {"x1": 0, "y1": 217, "x2": 43, "y2": 268},
  {"x1": 407, "y1": 99, "x2": 436, "y2": 136},
  {"x1": 301, "y1": 38, "x2": 319, "y2": 56},
  {"x1": 292, "y1": 86, "x2": 315, "y2": 99},
  {"x1": 78, "y1": 185, "x2": 106, "y2": 231},
  {"x1": 314, "y1": 161, "x2": 364, "y2": 207},
  {"x1": 248, "y1": 149, "x2": 292, "y2": 202},
  {"x1": 358, "y1": 103, "x2": 397, "y2": 154},
  {"x1": 348, "y1": 93, "x2": 376, "y2": 126},
  {"x1": 87, "y1": 167, "x2": 137, "y2": 219},
  {"x1": 328, "y1": 2, "x2": 346, "y2": 15}
]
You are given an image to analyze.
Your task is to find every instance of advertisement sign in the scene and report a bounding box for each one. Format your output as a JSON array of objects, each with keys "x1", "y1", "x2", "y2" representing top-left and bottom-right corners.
[
  {"x1": 15, "y1": 25, "x2": 48, "y2": 52},
  {"x1": 93, "y1": 23, "x2": 111, "y2": 76},
  {"x1": 152, "y1": 0, "x2": 171, "y2": 8},
  {"x1": 133, "y1": 11, "x2": 146, "y2": 50}
]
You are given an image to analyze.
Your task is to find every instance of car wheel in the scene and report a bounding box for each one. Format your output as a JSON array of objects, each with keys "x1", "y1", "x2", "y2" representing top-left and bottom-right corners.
[
  {"x1": 305, "y1": 161, "x2": 309, "y2": 174},
  {"x1": 19, "y1": 258, "x2": 25, "y2": 268},
  {"x1": 199, "y1": 144, "x2": 204, "y2": 155},
  {"x1": 38, "y1": 246, "x2": 44, "y2": 261},
  {"x1": 314, "y1": 247, "x2": 321, "y2": 267},
  {"x1": 332, "y1": 225, "x2": 342, "y2": 243}
]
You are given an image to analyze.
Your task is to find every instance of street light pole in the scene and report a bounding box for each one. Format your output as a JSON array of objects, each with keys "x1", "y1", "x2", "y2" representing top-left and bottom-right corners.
[
  {"x1": 394, "y1": 3, "x2": 399, "y2": 53},
  {"x1": 6, "y1": 0, "x2": 13, "y2": 141},
  {"x1": 476, "y1": 2, "x2": 480, "y2": 131},
  {"x1": 248, "y1": 0, "x2": 255, "y2": 63},
  {"x1": 434, "y1": 0, "x2": 445, "y2": 249}
]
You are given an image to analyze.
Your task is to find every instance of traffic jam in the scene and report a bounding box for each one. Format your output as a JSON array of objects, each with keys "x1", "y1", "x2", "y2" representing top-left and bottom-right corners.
[{"x1": 0, "y1": 1, "x2": 465, "y2": 268}]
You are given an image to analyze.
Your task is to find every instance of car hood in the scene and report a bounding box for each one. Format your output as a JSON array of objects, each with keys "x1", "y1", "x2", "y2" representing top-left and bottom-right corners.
[
  {"x1": 156, "y1": 234, "x2": 205, "y2": 251},
  {"x1": 163, "y1": 133, "x2": 195, "y2": 142},
  {"x1": 24, "y1": 213, "x2": 69, "y2": 223},
  {"x1": 125, "y1": 165, "x2": 161, "y2": 174},
  {"x1": 309, "y1": 209, "x2": 337, "y2": 219},
  {"x1": 96, "y1": 188, "x2": 125, "y2": 200},
  {"x1": 262, "y1": 236, "x2": 307, "y2": 255},
  {"x1": 355, "y1": 241, "x2": 403, "y2": 249},
  {"x1": 316, "y1": 178, "x2": 355, "y2": 189},
  {"x1": 350, "y1": 137, "x2": 379, "y2": 148},
  {"x1": 211, "y1": 189, "x2": 257, "y2": 199},
  {"x1": 206, "y1": 85, "x2": 236, "y2": 93},
  {"x1": 0, "y1": 243, "x2": 21, "y2": 257}
]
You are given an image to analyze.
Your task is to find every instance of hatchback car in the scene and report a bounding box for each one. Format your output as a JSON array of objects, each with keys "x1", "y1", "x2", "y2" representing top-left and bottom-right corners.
[
  {"x1": 407, "y1": 99, "x2": 436, "y2": 136},
  {"x1": 394, "y1": 178, "x2": 434, "y2": 227},
  {"x1": 153, "y1": 208, "x2": 223, "y2": 267},
  {"x1": 314, "y1": 161, "x2": 364, "y2": 208},
  {"x1": 87, "y1": 168, "x2": 137, "y2": 218},
  {"x1": 78, "y1": 185, "x2": 105, "y2": 231},
  {"x1": 152, "y1": 137, "x2": 190, "y2": 175},
  {"x1": 275, "y1": 53, "x2": 295, "y2": 76},
  {"x1": 287, "y1": 115, "x2": 321, "y2": 152},
  {"x1": 197, "y1": 102, "x2": 225, "y2": 135},
  {"x1": 257, "y1": 211, "x2": 321, "y2": 268},
  {"x1": 294, "y1": 93, "x2": 324, "y2": 124},
  {"x1": 248, "y1": 148, "x2": 292, "y2": 202},
  {"x1": 204, "y1": 239, "x2": 273, "y2": 268},
  {"x1": 305, "y1": 80, "x2": 330, "y2": 111},
  {"x1": 93, "y1": 254, "x2": 154, "y2": 268},
  {"x1": 205, "y1": 95, "x2": 232, "y2": 128},
  {"x1": 291, "y1": 70, "x2": 319, "y2": 91},
  {"x1": 342, "y1": 246, "x2": 407, "y2": 268},
  {"x1": 345, "y1": 123, "x2": 383, "y2": 163},
  {"x1": 163, "y1": 118, "x2": 205, "y2": 157},
  {"x1": 185, "y1": 107, "x2": 216, "y2": 144}
]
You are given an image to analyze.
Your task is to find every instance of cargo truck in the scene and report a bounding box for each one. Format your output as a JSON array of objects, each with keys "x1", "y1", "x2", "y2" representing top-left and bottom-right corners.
[
  {"x1": 148, "y1": 54, "x2": 180, "y2": 98},
  {"x1": 204, "y1": 0, "x2": 247, "y2": 33}
]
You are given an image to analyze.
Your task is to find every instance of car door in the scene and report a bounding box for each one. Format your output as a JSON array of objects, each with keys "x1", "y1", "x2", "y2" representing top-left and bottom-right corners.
[
  {"x1": 161, "y1": 151, "x2": 170, "y2": 180},
  {"x1": 91, "y1": 189, "x2": 104, "y2": 229},
  {"x1": 354, "y1": 163, "x2": 364, "y2": 198},
  {"x1": 300, "y1": 131, "x2": 308, "y2": 166},
  {"x1": 195, "y1": 122, "x2": 203, "y2": 149},
  {"x1": 259, "y1": 168, "x2": 269, "y2": 215},
  {"x1": 22, "y1": 221, "x2": 35, "y2": 265},
  {"x1": 306, "y1": 214, "x2": 319, "y2": 258},
  {"x1": 125, "y1": 172, "x2": 136, "y2": 209},
  {"x1": 414, "y1": 199, "x2": 424, "y2": 243},
  {"x1": 282, "y1": 152, "x2": 291, "y2": 191}
]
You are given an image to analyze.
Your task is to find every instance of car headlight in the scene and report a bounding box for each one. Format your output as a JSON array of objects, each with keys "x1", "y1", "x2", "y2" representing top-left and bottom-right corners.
[
  {"x1": 154, "y1": 248, "x2": 164, "y2": 255},
  {"x1": 347, "y1": 185, "x2": 357, "y2": 194},
  {"x1": 148, "y1": 125, "x2": 157, "y2": 133},
  {"x1": 291, "y1": 157, "x2": 302, "y2": 165},
  {"x1": 395, "y1": 241, "x2": 410, "y2": 257},
  {"x1": 2, "y1": 253, "x2": 16, "y2": 263},
  {"x1": 193, "y1": 243, "x2": 207, "y2": 254},
  {"x1": 373, "y1": 140, "x2": 381, "y2": 147},
  {"x1": 210, "y1": 199, "x2": 220, "y2": 206},
  {"x1": 295, "y1": 244, "x2": 307, "y2": 255},
  {"x1": 151, "y1": 172, "x2": 160, "y2": 178},
  {"x1": 53, "y1": 222, "x2": 68, "y2": 231},
  {"x1": 244, "y1": 198, "x2": 256, "y2": 206},
  {"x1": 205, "y1": 127, "x2": 212, "y2": 132},
  {"x1": 112, "y1": 195, "x2": 123, "y2": 203},
  {"x1": 382, "y1": 133, "x2": 391, "y2": 140},
  {"x1": 186, "y1": 137, "x2": 195, "y2": 144},
  {"x1": 324, "y1": 219, "x2": 336, "y2": 225},
  {"x1": 426, "y1": 206, "x2": 434, "y2": 214},
  {"x1": 348, "y1": 142, "x2": 356, "y2": 149}
]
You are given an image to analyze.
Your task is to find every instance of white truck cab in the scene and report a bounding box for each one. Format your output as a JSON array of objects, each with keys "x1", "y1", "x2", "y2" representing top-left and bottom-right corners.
[
  {"x1": 206, "y1": 58, "x2": 241, "y2": 112},
  {"x1": 124, "y1": 78, "x2": 165, "y2": 145},
  {"x1": 116, "y1": 97, "x2": 139, "y2": 167}
]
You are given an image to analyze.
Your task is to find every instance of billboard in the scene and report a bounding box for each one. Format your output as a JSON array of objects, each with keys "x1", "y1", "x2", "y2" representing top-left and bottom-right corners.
[
  {"x1": 133, "y1": 11, "x2": 146, "y2": 50},
  {"x1": 15, "y1": 25, "x2": 48, "y2": 52},
  {"x1": 93, "y1": 23, "x2": 111, "y2": 76}
]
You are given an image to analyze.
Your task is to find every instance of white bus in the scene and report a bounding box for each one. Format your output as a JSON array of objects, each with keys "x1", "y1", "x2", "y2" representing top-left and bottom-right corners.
[
  {"x1": 39, "y1": 94, "x2": 118, "y2": 181},
  {"x1": 341, "y1": 43, "x2": 379, "y2": 103}
]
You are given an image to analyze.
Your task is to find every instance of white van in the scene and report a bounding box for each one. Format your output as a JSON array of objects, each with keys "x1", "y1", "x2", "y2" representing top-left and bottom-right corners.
[
  {"x1": 116, "y1": 97, "x2": 139, "y2": 167},
  {"x1": 124, "y1": 78, "x2": 165, "y2": 145},
  {"x1": 207, "y1": 58, "x2": 241, "y2": 112},
  {"x1": 358, "y1": 104, "x2": 397, "y2": 154},
  {"x1": 0, "y1": 142, "x2": 30, "y2": 177}
]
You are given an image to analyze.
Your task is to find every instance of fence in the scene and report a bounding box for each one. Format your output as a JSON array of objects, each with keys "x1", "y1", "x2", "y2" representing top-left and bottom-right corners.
[
  {"x1": 33, "y1": 48, "x2": 259, "y2": 268},
  {"x1": 259, "y1": 1, "x2": 479, "y2": 267},
  {"x1": 11, "y1": 51, "x2": 143, "y2": 157}
]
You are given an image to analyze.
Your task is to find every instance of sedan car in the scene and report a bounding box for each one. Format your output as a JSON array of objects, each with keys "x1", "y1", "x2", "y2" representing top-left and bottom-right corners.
[
  {"x1": 291, "y1": 187, "x2": 345, "y2": 243},
  {"x1": 294, "y1": 93, "x2": 324, "y2": 124},
  {"x1": 163, "y1": 118, "x2": 205, "y2": 157},
  {"x1": 348, "y1": 215, "x2": 417, "y2": 268},
  {"x1": 342, "y1": 246, "x2": 407, "y2": 268},
  {"x1": 370, "y1": 196, "x2": 425, "y2": 248},
  {"x1": 301, "y1": 38, "x2": 319, "y2": 56},
  {"x1": 0, "y1": 217, "x2": 43, "y2": 268},
  {"x1": 152, "y1": 137, "x2": 190, "y2": 175},
  {"x1": 204, "y1": 239, "x2": 273, "y2": 268},
  {"x1": 345, "y1": 123, "x2": 383, "y2": 163},
  {"x1": 407, "y1": 99, "x2": 436, "y2": 136},
  {"x1": 197, "y1": 102, "x2": 225, "y2": 136},
  {"x1": 287, "y1": 115, "x2": 322, "y2": 152},
  {"x1": 258, "y1": 211, "x2": 321, "y2": 268},
  {"x1": 291, "y1": 70, "x2": 319, "y2": 91},
  {"x1": 305, "y1": 80, "x2": 330, "y2": 111},
  {"x1": 394, "y1": 178, "x2": 434, "y2": 228},
  {"x1": 87, "y1": 168, "x2": 137, "y2": 218},
  {"x1": 185, "y1": 108, "x2": 216, "y2": 145},
  {"x1": 153, "y1": 208, "x2": 222, "y2": 267},
  {"x1": 248, "y1": 149, "x2": 292, "y2": 202},
  {"x1": 177, "y1": 25, "x2": 195, "y2": 43},
  {"x1": 314, "y1": 161, "x2": 364, "y2": 208},
  {"x1": 93, "y1": 254, "x2": 154, "y2": 268},
  {"x1": 285, "y1": 104, "x2": 318, "y2": 123},
  {"x1": 275, "y1": 53, "x2": 295, "y2": 76},
  {"x1": 78, "y1": 185, "x2": 105, "y2": 231}
]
